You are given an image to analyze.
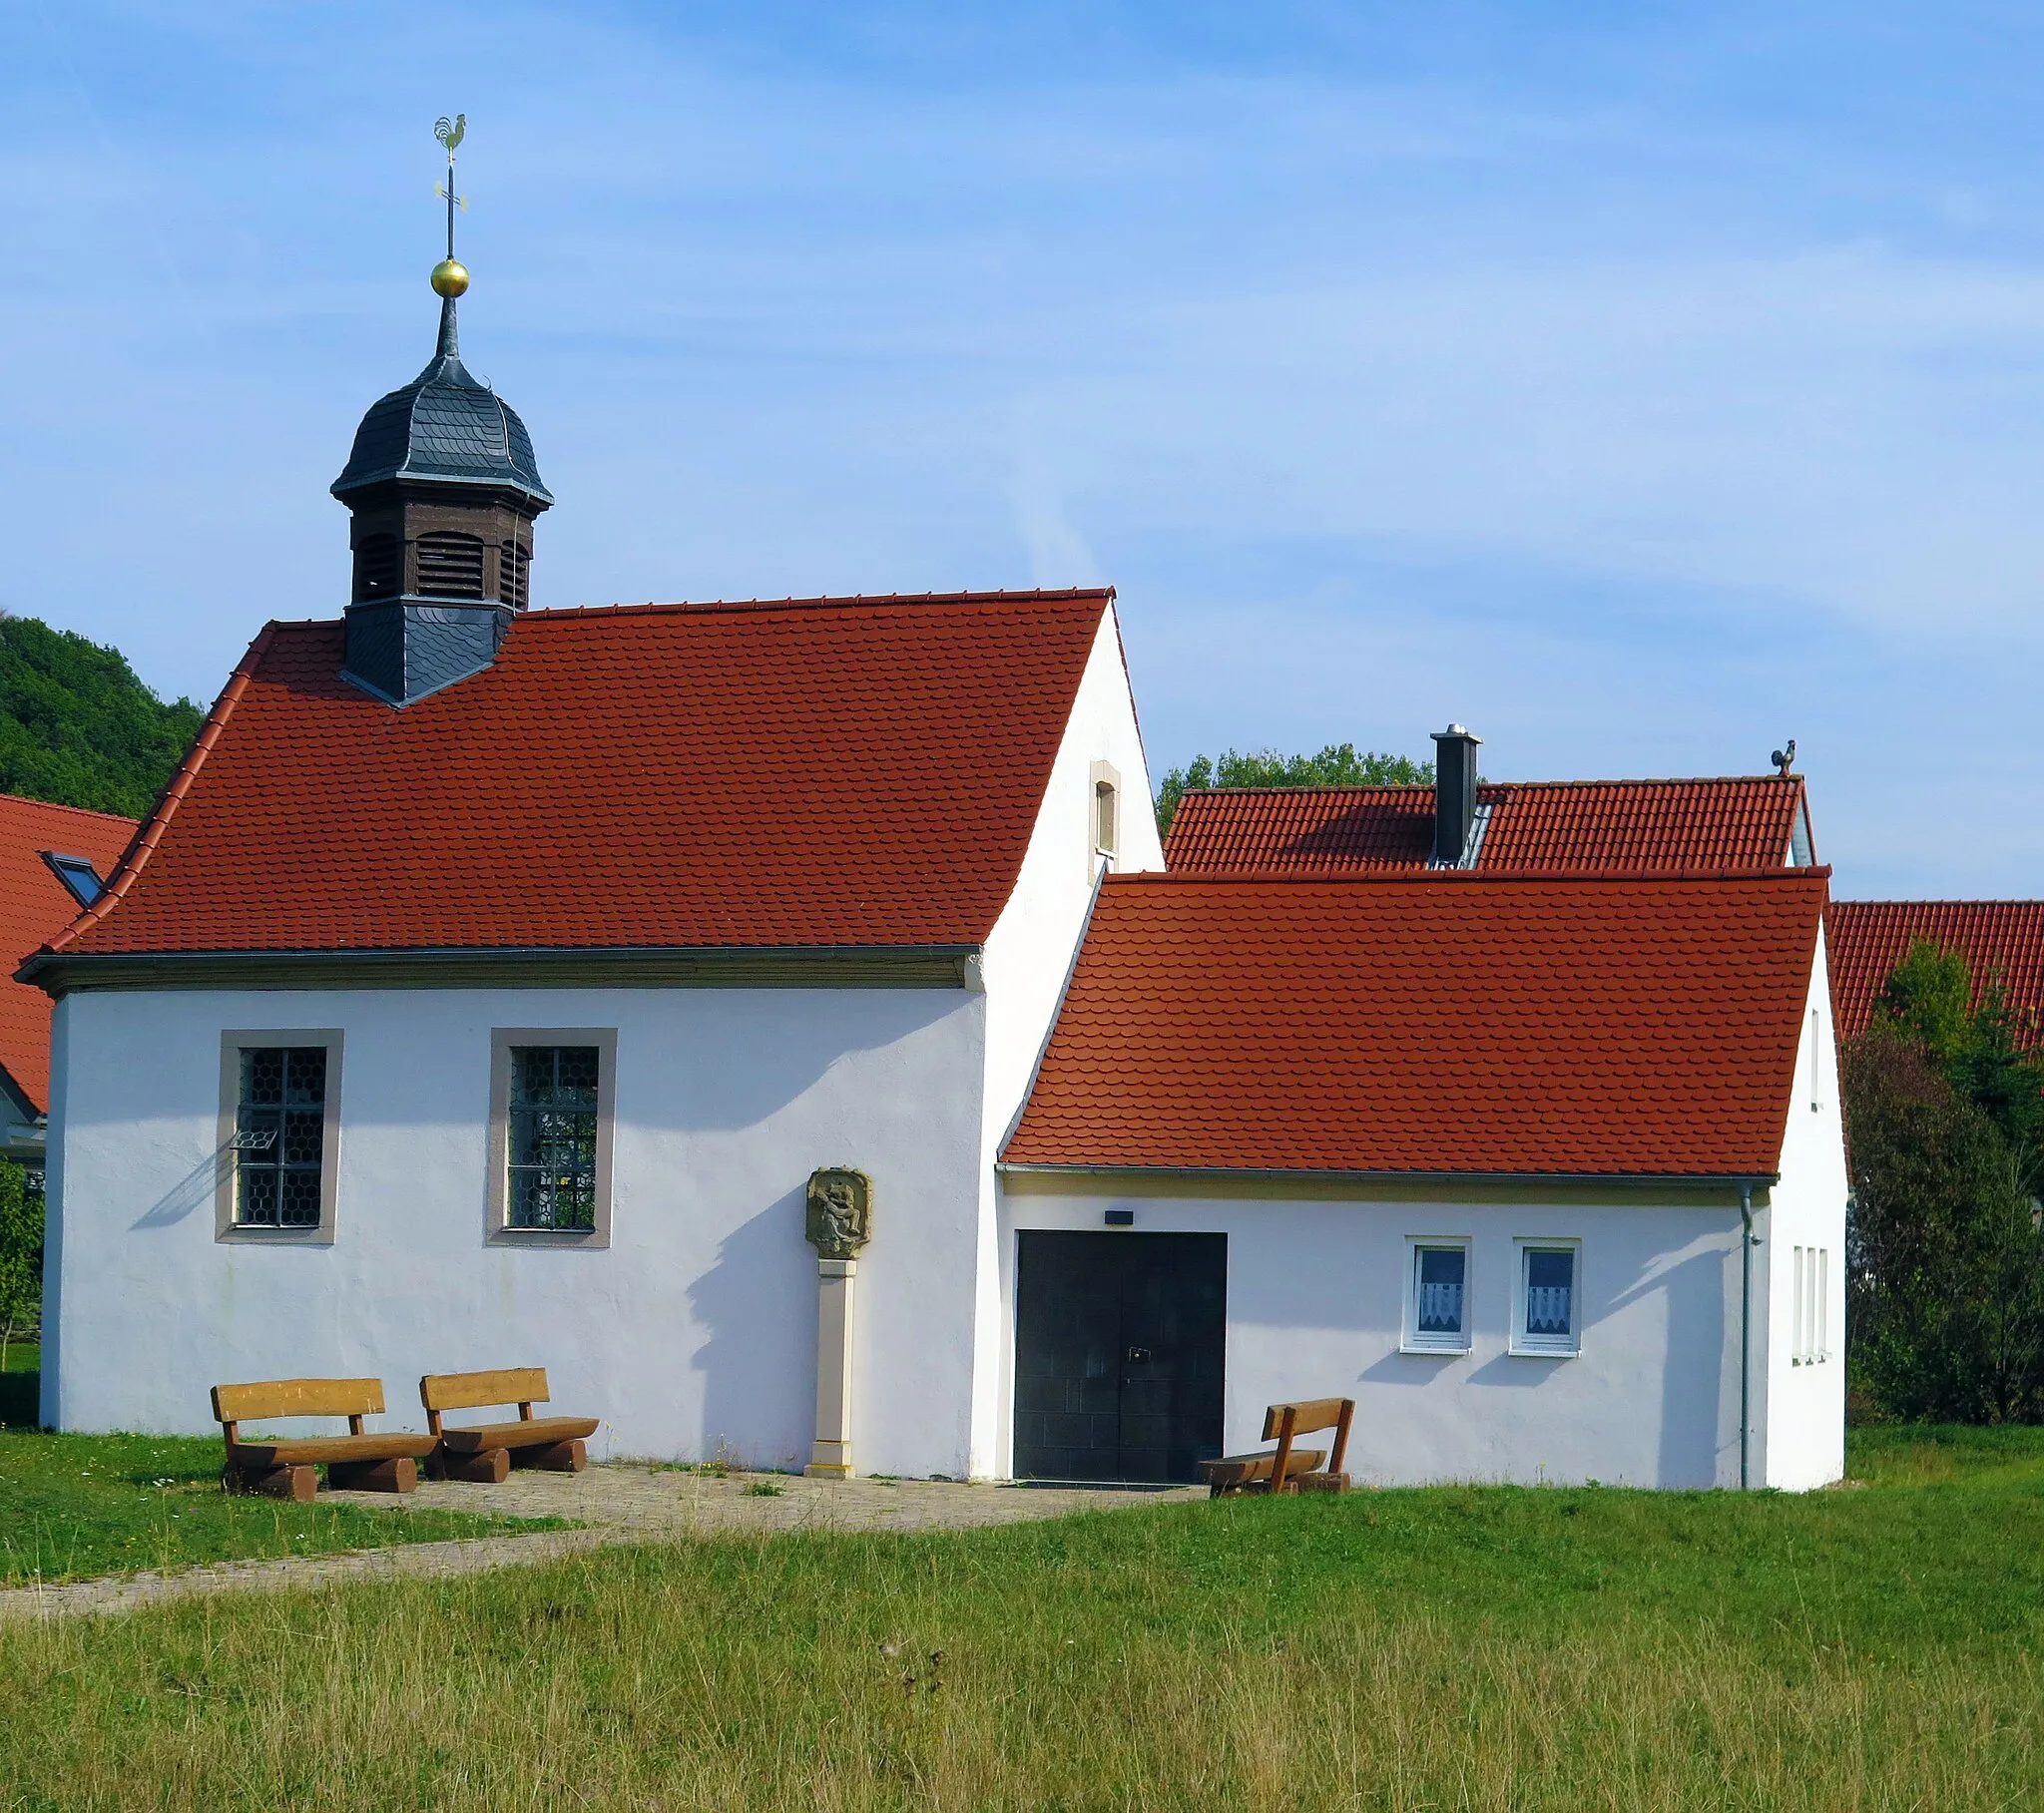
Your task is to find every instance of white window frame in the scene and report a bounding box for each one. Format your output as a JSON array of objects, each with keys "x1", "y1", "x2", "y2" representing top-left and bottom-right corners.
[
  {"x1": 486, "y1": 1028, "x2": 618, "y2": 1248},
  {"x1": 215, "y1": 1030, "x2": 344, "y2": 1246},
  {"x1": 1401, "y1": 1235, "x2": 1472, "y2": 1354},
  {"x1": 1509, "y1": 1238, "x2": 1582, "y2": 1357}
]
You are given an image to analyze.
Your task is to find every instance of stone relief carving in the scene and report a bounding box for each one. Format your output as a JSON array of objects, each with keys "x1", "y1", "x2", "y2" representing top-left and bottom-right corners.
[{"x1": 804, "y1": 1167, "x2": 872, "y2": 1260}]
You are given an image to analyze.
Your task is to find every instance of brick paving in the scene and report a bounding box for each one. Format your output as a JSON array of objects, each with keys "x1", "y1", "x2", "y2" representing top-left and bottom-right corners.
[{"x1": 0, "y1": 1467, "x2": 1202, "y2": 1623}]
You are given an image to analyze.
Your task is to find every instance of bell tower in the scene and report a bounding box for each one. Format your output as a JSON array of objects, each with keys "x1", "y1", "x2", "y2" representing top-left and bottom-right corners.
[{"x1": 331, "y1": 116, "x2": 552, "y2": 705}]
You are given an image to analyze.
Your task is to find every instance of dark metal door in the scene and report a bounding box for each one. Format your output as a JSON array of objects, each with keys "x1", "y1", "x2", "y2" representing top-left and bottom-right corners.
[{"x1": 1013, "y1": 1231, "x2": 1227, "y2": 1483}]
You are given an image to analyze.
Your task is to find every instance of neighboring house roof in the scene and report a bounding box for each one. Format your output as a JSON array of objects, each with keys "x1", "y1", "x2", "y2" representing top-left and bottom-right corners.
[
  {"x1": 40, "y1": 591, "x2": 1115, "y2": 960},
  {"x1": 0, "y1": 793, "x2": 137, "y2": 1114},
  {"x1": 1164, "y1": 776, "x2": 1811, "y2": 875},
  {"x1": 1827, "y1": 900, "x2": 2044, "y2": 1047},
  {"x1": 1004, "y1": 870, "x2": 1828, "y2": 1179}
]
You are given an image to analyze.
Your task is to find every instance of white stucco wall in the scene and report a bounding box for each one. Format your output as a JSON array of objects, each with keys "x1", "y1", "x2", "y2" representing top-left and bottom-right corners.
[
  {"x1": 46, "y1": 983, "x2": 989, "y2": 1477},
  {"x1": 966, "y1": 604, "x2": 1161, "y2": 1474},
  {"x1": 998, "y1": 1182, "x2": 1752, "y2": 1489},
  {"x1": 1755, "y1": 928, "x2": 1849, "y2": 1491}
]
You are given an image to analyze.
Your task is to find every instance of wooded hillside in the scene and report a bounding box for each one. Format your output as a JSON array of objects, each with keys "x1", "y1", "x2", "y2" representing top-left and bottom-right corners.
[{"x1": 0, "y1": 616, "x2": 201, "y2": 817}]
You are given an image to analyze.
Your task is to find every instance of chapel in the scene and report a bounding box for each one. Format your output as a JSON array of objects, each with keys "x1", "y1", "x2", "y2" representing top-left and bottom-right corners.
[{"x1": 26, "y1": 213, "x2": 1847, "y2": 1492}]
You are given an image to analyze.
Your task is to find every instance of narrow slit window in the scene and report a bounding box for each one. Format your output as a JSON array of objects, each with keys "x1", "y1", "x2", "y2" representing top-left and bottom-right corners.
[
  {"x1": 1792, "y1": 1246, "x2": 1806, "y2": 1363},
  {"x1": 506, "y1": 1046, "x2": 600, "y2": 1231},
  {"x1": 1095, "y1": 780, "x2": 1119, "y2": 857},
  {"x1": 234, "y1": 1046, "x2": 327, "y2": 1228}
]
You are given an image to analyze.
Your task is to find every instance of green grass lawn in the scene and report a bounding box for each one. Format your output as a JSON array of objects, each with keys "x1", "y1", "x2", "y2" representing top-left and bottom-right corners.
[
  {"x1": 1, "y1": 1355, "x2": 565, "y2": 1586},
  {"x1": 2, "y1": 1426, "x2": 2041, "y2": 1810}
]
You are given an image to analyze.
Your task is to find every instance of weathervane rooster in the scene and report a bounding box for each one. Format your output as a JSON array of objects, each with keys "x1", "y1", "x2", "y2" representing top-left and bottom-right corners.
[{"x1": 1771, "y1": 738, "x2": 1796, "y2": 778}]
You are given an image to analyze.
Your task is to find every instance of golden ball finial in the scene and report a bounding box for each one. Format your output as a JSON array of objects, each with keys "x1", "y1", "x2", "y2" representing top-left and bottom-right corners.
[{"x1": 430, "y1": 257, "x2": 470, "y2": 298}]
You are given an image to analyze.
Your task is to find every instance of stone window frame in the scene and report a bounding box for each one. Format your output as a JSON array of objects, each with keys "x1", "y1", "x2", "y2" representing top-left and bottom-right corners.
[
  {"x1": 1090, "y1": 759, "x2": 1122, "y2": 862},
  {"x1": 486, "y1": 1027, "x2": 618, "y2": 1249},
  {"x1": 215, "y1": 1030, "x2": 344, "y2": 1246}
]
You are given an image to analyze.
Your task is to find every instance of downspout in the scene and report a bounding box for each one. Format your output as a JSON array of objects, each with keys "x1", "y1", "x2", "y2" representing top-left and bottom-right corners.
[{"x1": 1739, "y1": 1182, "x2": 1756, "y2": 1490}]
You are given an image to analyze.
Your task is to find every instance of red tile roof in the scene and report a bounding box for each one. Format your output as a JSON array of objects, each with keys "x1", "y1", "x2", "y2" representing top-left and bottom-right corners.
[
  {"x1": 1827, "y1": 900, "x2": 2044, "y2": 1046},
  {"x1": 1005, "y1": 870, "x2": 1828, "y2": 1178},
  {"x1": 43, "y1": 591, "x2": 1115, "y2": 960},
  {"x1": 0, "y1": 794, "x2": 137, "y2": 1112},
  {"x1": 1164, "y1": 777, "x2": 1810, "y2": 875}
]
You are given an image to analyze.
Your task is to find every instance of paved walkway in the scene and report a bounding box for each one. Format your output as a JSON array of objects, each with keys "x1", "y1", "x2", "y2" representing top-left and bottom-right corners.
[{"x1": 0, "y1": 1468, "x2": 1202, "y2": 1623}]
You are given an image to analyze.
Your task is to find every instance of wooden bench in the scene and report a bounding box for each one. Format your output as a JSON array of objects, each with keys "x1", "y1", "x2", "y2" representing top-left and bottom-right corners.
[
  {"x1": 1199, "y1": 1397, "x2": 1355, "y2": 1498},
  {"x1": 420, "y1": 1368, "x2": 599, "y2": 1483},
  {"x1": 213, "y1": 1378, "x2": 436, "y2": 1501}
]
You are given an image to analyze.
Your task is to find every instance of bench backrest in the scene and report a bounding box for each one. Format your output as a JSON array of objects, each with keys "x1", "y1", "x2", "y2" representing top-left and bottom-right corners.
[
  {"x1": 213, "y1": 1377, "x2": 384, "y2": 1427},
  {"x1": 1261, "y1": 1396, "x2": 1355, "y2": 1483},
  {"x1": 420, "y1": 1367, "x2": 550, "y2": 1414}
]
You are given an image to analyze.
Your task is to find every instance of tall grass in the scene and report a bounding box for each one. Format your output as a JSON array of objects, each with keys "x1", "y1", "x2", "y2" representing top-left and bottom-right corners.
[{"x1": 4, "y1": 1475, "x2": 2041, "y2": 1811}]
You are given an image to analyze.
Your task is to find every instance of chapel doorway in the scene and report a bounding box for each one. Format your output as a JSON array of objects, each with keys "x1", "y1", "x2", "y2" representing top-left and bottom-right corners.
[{"x1": 1013, "y1": 1231, "x2": 1227, "y2": 1483}]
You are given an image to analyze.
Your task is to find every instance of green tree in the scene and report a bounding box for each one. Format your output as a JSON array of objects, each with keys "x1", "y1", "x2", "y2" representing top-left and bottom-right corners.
[
  {"x1": 1154, "y1": 744, "x2": 1433, "y2": 838},
  {"x1": 0, "y1": 1158, "x2": 42, "y2": 1377},
  {"x1": 1846, "y1": 939, "x2": 2044, "y2": 1423},
  {"x1": 0, "y1": 614, "x2": 203, "y2": 817}
]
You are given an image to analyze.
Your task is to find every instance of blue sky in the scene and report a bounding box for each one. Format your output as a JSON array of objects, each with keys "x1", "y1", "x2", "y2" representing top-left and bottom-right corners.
[{"x1": 4, "y1": 2, "x2": 2043, "y2": 893}]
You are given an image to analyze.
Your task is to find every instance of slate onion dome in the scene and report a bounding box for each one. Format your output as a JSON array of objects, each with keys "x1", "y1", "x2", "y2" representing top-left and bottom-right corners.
[{"x1": 330, "y1": 282, "x2": 551, "y2": 612}]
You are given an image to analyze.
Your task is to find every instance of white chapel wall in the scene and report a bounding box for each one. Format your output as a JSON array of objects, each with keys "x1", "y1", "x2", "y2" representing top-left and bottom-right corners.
[
  {"x1": 47, "y1": 982, "x2": 988, "y2": 1478},
  {"x1": 965, "y1": 604, "x2": 1163, "y2": 1475}
]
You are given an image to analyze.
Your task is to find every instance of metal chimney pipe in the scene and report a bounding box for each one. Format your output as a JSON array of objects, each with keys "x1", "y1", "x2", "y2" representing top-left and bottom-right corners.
[{"x1": 1430, "y1": 724, "x2": 1483, "y2": 866}]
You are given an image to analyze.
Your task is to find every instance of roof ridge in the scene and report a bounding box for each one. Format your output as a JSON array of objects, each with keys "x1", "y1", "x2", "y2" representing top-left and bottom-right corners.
[
  {"x1": 1832, "y1": 898, "x2": 2044, "y2": 909},
  {"x1": 37, "y1": 624, "x2": 277, "y2": 958},
  {"x1": 1179, "y1": 774, "x2": 1800, "y2": 800},
  {"x1": 523, "y1": 588, "x2": 1117, "y2": 622},
  {"x1": 1112, "y1": 866, "x2": 1830, "y2": 887}
]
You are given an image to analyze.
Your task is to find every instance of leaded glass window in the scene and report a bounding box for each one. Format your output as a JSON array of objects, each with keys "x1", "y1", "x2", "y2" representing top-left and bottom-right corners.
[
  {"x1": 235, "y1": 1046, "x2": 326, "y2": 1227},
  {"x1": 507, "y1": 1046, "x2": 600, "y2": 1230}
]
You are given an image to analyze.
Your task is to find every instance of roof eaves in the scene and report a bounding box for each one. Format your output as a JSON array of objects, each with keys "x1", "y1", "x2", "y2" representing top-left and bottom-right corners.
[
  {"x1": 996, "y1": 1161, "x2": 1783, "y2": 1188},
  {"x1": 34, "y1": 623, "x2": 277, "y2": 960}
]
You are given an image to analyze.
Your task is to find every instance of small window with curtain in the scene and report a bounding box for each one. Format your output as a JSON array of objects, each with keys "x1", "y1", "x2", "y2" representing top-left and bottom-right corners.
[
  {"x1": 1513, "y1": 1242, "x2": 1581, "y2": 1355},
  {"x1": 1402, "y1": 1238, "x2": 1470, "y2": 1352},
  {"x1": 215, "y1": 1032, "x2": 342, "y2": 1242},
  {"x1": 489, "y1": 1029, "x2": 617, "y2": 1245}
]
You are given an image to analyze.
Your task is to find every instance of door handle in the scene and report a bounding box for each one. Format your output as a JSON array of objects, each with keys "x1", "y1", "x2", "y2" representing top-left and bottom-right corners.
[{"x1": 1127, "y1": 1346, "x2": 1153, "y2": 1363}]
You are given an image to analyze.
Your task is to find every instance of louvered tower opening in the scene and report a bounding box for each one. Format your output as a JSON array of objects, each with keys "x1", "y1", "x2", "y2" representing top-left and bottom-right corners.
[
  {"x1": 415, "y1": 532, "x2": 487, "y2": 599},
  {"x1": 353, "y1": 534, "x2": 401, "y2": 602},
  {"x1": 501, "y1": 541, "x2": 530, "y2": 611}
]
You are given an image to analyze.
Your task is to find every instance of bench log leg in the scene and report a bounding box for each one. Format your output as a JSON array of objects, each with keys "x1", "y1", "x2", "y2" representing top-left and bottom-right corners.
[
  {"x1": 327, "y1": 1456, "x2": 419, "y2": 1494},
  {"x1": 1296, "y1": 1472, "x2": 1351, "y2": 1495},
  {"x1": 430, "y1": 1447, "x2": 511, "y2": 1485},
  {"x1": 511, "y1": 1439, "x2": 587, "y2": 1474},
  {"x1": 224, "y1": 1462, "x2": 316, "y2": 1503}
]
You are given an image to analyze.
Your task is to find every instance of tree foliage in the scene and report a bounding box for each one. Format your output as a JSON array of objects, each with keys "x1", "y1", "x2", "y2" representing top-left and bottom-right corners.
[
  {"x1": 0, "y1": 1157, "x2": 42, "y2": 1373},
  {"x1": 0, "y1": 615, "x2": 202, "y2": 817},
  {"x1": 1154, "y1": 744, "x2": 1433, "y2": 837},
  {"x1": 1845, "y1": 939, "x2": 2044, "y2": 1423}
]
